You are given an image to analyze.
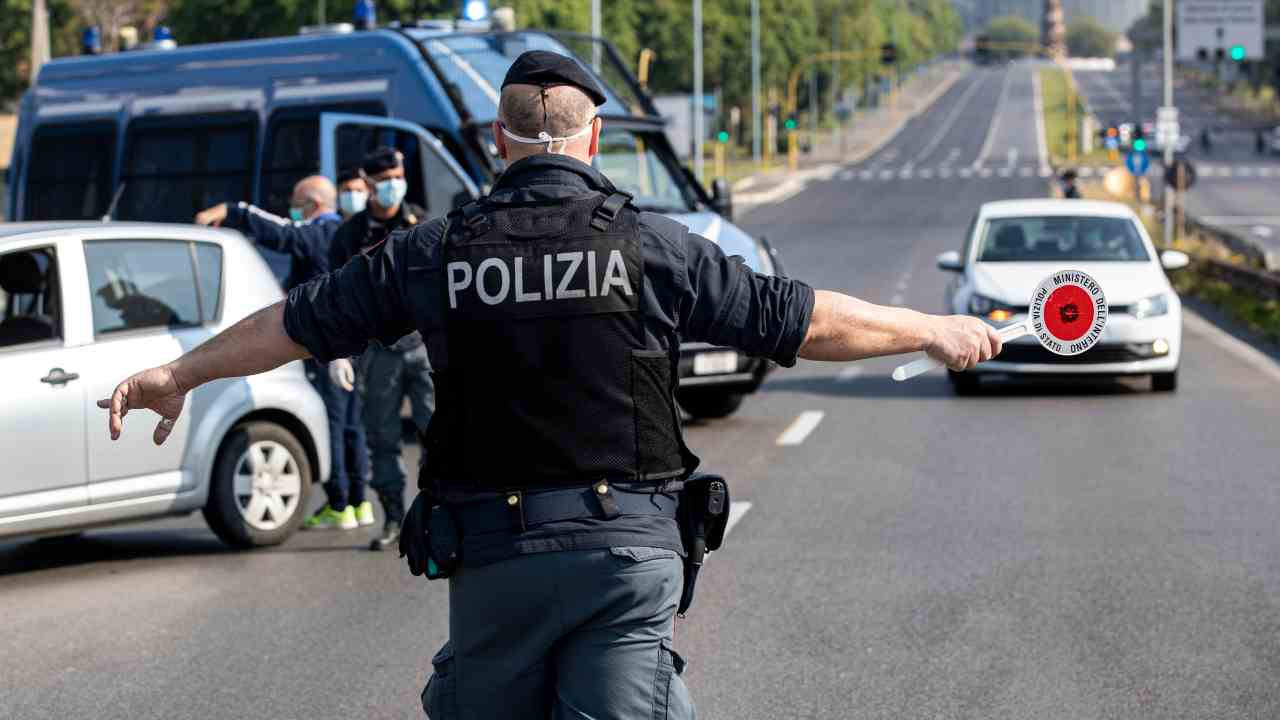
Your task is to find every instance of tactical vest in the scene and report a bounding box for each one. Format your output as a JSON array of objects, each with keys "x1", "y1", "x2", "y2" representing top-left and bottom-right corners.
[{"x1": 421, "y1": 192, "x2": 696, "y2": 493}]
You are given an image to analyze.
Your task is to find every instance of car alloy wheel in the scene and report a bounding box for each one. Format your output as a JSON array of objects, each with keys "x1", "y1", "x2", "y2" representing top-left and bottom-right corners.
[{"x1": 231, "y1": 440, "x2": 303, "y2": 531}]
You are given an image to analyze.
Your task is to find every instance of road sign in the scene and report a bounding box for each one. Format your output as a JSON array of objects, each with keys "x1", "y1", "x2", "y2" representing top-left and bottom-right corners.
[
  {"x1": 892, "y1": 270, "x2": 1109, "y2": 380},
  {"x1": 1164, "y1": 159, "x2": 1198, "y2": 189},
  {"x1": 1126, "y1": 150, "x2": 1150, "y2": 176},
  {"x1": 1177, "y1": 0, "x2": 1264, "y2": 60},
  {"x1": 1029, "y1": 271, "x2": 1108, "y2": 355}
]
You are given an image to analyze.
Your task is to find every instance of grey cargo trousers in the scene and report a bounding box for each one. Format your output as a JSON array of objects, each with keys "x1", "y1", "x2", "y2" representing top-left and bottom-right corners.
[{"x1": 422, "y1": 546, "x2": 695, "y2": 720}]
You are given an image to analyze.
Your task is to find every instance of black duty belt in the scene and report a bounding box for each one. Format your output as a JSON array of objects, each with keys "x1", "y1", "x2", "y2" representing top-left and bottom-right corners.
[{"x1": 451, "y1": 481, "x2": 679, "y2": 535}]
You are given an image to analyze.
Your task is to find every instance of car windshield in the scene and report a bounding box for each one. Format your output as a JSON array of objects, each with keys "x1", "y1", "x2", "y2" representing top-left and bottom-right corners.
[
  {"x1": 978, "y1": 215, "x2": 1150, "y2": 262},
  {"x1": 417, "y1": 31, "x2": 650, "y2": 121}
]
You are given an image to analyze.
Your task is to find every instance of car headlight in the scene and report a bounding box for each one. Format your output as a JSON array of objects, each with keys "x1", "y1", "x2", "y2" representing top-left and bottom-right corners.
[
  {"x1": 1132, "y1": 293, "x2": 1170, "y2": 319},
  {"x1": 968, "y1": 293, "x2": 1014, "y2": 321}
]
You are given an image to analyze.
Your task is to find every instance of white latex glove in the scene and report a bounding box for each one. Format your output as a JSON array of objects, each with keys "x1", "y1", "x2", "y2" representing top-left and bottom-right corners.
[{"x1": 328, "y1": 358, "x2": 355, "y2": 392}]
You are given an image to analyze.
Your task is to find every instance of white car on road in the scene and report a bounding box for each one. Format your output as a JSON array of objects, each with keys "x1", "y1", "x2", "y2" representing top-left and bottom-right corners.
[
  {"x1": 936, "y1": 199, "x2": 1188, "y2": 393},
  {"x1": 0, "y1": 222, "x2": 329, "y2": 546}
]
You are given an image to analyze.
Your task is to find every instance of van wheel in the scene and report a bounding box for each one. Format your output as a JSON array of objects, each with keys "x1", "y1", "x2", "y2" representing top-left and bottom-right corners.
[
  {"x1": 678, "y1": 390, "x2": 745, "y2": 419},
  {"x1": 1151, "y1": 370, "x2": 1178, "y2": 392},
  {"x1": 948, "y1": 370, "x2": 981, "y2": 395},
  {"x1": 204, "y1": 421, "x2": 312, "y2": 548}
]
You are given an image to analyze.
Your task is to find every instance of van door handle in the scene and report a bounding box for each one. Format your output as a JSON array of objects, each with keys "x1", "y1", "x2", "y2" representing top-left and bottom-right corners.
[{"x1": 41, "y1": 368, "x2": 80, "y2": 385}]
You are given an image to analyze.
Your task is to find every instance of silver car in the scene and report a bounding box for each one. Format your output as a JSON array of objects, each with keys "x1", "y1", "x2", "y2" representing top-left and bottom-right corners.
[{"x1": 0, "y1": 222, "x2": 329, "y2": 547}]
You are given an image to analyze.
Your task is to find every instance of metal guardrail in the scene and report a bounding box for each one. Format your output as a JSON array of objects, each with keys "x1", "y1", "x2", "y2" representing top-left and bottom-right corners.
[{"x1": 1199, "y1": 258, "x2": 1280, "y2": 301}]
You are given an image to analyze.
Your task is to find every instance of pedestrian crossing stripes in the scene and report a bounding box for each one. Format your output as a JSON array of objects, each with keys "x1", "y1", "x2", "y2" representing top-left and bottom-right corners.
[{"x1": 827, "y1": 162, "x2": 1280, "y2": 183}]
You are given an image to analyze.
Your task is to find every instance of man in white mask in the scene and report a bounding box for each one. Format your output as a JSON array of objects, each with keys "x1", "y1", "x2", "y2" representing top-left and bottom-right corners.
[
  {"x1": 327, "y1": 146, "x2": 432, "y2": 551},
  {"x1": 336, "y1": 167, "x2": 368, "y2": 218}
]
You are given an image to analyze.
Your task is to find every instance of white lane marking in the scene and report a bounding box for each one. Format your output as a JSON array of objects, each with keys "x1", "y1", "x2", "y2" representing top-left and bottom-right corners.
[
  {"x1": 939, "y1": 167, "x2": 953, "y2": 178},
  {"x1": 879, "y1": 169, "x2": 895, "y2": 180},
  {"x1": 914, "y1": 73, "x2": 986, "y2": 162},
  {"x1": 1032, "y1": 68, "x2": 1050, "y2": 169},
  {"x1": 1184, "y1": 310, "x2": 1280, "y2": 383},
  {"x1": 978, "y1": 167, "x2": 993, "y2": 178},
  {"x1": 837, "y1": 365, "x2": 863, "y2": 382},
  {"x1": 959, "y1": 167, "x2": 973, "y2": 178},
  {"x1": 1006, "y1": 147, "x2": 1018, "y2": 167},
  {"x1": 838, "y1": 169, "x2": 855, "y2": 181},
  {"x1": 997, "y1": 167, "x2": 1012, "y2": 177},
  {"x1": 900, "y1": 167, "x2": 914, "y2": 179},
  {"x1": 919, "y1": 168, "x2": 934, "y2": 179},
  {"x1": 1237, "y1": 166, "x2": 1256, "y2": 177},
  {"x1": 975, "y1": 66, "x2": 1013, "y2": 168},
  {"x1": 1019, "y1": 166, "x2": 1034, "y2": 177},
  {"x1": 1260, "y1": 167, "x2": 1274, "y2": 178},
  {"x1": 723, "y1": 501, "x2": 752, "y2": 540},
  {"x1": 776, "y1": 410, "x2": 825, "y2": 446}
]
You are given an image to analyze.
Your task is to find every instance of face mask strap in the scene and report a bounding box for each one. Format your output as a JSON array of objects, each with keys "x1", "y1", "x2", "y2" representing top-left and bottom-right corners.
[{"x1": 500, "y1": 121, "x2": 594, "y2": 154}]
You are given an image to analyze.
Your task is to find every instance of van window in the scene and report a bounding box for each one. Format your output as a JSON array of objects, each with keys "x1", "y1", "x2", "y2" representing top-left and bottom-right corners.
[
  {"x1": 25, "y1": 123, "x2": 117, "y2": 220},
  {"x1": 117, "y1": 114, "x2": 256, "y2": 223},
  {"x1": 83, "y1": 240, "x2": 204, "y2": 336},
  {"x1": 193, "y1": 242, "x2": 223, "y2": 323},
  {"x1": 333, "y1": 123, "x2": 431, "y2": 213},
  {"x1": 261, "y1": 103, "x2": 384, "y2": 216}
]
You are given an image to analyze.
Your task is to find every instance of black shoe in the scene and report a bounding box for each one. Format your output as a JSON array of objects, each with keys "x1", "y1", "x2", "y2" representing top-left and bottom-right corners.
[{"x1": 370, "y1": 521, "x2": 401, "y2": 551}]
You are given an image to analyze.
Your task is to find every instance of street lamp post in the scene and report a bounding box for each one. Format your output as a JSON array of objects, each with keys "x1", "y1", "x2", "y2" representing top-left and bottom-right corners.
[
  {"x1": 1162, "y1": 0, "x2": 1175, "y2": 246},
  {"x1": 591, "y1": 0, "x2": 601, "y2": 69},
  {"x1": 751, "y1": 0, "x2": 761, "y2": 166},
  {"x1": 693, "y1": 0, "x2": 704, "y2": 184}
]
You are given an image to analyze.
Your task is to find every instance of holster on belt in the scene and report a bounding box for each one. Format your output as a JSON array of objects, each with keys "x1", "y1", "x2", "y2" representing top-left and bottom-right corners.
[{"x1": 676, "y1": 473, "x2": 729, "y2": 617}]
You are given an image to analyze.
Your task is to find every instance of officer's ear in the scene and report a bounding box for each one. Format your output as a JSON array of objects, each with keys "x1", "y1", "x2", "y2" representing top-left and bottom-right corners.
[
  {"x1": 587, "y1": 116, "x2": 602, "y2": 159},
  {"x1": 493, "y1": 120, "x2": 509, "y2": 161}
]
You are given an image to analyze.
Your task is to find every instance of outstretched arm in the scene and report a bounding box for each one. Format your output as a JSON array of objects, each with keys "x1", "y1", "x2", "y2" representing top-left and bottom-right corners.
[
  {"x1": 97, "y1": 302, "x2": 309, "y2": 443},
  {"x1": 799, "y1": 290, "x2": 1001, "y2": 369}
]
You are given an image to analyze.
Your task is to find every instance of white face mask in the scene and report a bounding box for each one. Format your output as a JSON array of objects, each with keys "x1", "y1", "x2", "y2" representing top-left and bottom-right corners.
[
  {"x1": 339, "y1": 189, "x2": 368, "y2": 216},
  {"x1": 500, "y1": 121, "x2": 594, "y2": 154},
  {"x1": 374, "y1": 178, "x2": 408, "y2": 209}
]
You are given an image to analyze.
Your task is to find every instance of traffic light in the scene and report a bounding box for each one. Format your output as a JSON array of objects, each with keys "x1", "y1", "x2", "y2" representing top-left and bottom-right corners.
[
  {"x1": 1132, "y1": 125, "x2": 1147, "y2": 152},
  {"x1": 880, "y1": 43, "x2": 897, "y2": 66},
  {"x1": 1230, "y1": 44, "x2": 1245, "y2": 62},
  {"x1": 1197, "y1": 48, "x2": 1208, "y2": 61},
  {"x1": 717, "y1": 130, "x2": 729, "y2": 143},
  {"x1": 783, "y1": 117, "x2": 797, "y2": 131},
  {"x1": 1215, "y1": 48, "x2": 1225, "y2": 61}
]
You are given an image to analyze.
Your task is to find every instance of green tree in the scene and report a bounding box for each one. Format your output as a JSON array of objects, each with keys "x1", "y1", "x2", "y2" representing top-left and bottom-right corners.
[
  {"x1": 984, "y1": 15, "x2": 1038, "y2": 57},
  {"x1": 1, "y1": 0, "x2": 81, "y2": 104},
  {"x1": 1065, "y1": 15, "x2": 1115, "y2": 58}
]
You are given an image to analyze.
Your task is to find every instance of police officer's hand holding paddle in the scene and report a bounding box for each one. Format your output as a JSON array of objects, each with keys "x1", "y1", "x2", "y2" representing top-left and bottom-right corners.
[{"x1": 97, "y1": 50, "x2": 1002, "y2": 719}]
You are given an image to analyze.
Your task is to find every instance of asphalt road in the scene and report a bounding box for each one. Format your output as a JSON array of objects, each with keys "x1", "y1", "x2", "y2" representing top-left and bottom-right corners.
[
  {"x1": 1072, "y1": 60, "x2": 1280, "y2": 259},
  {"x1": 5, "y1": 63, "x2": 1280, "y2": 719}
]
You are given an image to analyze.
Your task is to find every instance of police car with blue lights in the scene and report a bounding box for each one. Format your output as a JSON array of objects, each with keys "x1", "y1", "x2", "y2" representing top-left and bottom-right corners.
[{"x1": 7, "y1": 2, "x2": 782, "y2": 419}]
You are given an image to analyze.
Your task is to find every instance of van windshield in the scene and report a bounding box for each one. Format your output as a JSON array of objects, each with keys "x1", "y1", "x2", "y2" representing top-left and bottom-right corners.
[{"x1": 416, "y1": 31, "x2": 651, "y2": 121}]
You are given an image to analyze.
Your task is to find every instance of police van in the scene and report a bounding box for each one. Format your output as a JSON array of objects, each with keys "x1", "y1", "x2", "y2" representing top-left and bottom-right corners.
[{"x1": 8, "y1": 17, "x2": 781, "y2": 419}]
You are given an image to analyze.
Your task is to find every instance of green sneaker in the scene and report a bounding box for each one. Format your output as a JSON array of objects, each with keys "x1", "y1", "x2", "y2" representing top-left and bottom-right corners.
[
  {"x1": 355, "y1": 501, "x2": 376, "y2": 527},
  {"x1": 302, "y1": 505, "x2": 358, "y2": 531}
]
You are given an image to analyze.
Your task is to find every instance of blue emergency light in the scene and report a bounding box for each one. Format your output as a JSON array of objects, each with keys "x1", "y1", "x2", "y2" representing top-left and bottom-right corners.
[
  {"x1": 463, "y1": 0, "x2": 489, "y2": 22},
  {"x1": 154, "y1": 26, "x2": 173, "y2": 41},
  {"x1": 354, "y1": 0, "x2": 377, "y2": 30},
  {"x1": 82, "y1": 26, "x2": 102, "y2": 55}
]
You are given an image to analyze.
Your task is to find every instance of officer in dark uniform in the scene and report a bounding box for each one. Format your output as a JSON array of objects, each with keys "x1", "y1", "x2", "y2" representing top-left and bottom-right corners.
[
  {"x1": 194, "y1": 177, "x2": 374, "y2": 532},
  {"x1": 99, "y1": 50, "x2": 1003, "y2": 720},
  {"x1": 328, "y1": 146, "x2": 432, "y2": 550},
  {"x1": 1060, "y1": 169, "x2": 1081, "y2": 199}
]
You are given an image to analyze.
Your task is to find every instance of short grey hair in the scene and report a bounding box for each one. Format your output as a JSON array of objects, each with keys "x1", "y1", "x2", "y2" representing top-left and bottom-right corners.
[{"x1": 499, "y1": 84, "x2": 596, "y2": 138}]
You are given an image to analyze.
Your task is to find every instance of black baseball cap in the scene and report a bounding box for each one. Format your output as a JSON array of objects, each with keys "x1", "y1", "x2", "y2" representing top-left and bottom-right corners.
[
  {"x1": 501, "y1": 50, "x2": 607, "y2": 107},
  {"x1": 361, "y1": 146, "x2": 403, "y2": 175}
]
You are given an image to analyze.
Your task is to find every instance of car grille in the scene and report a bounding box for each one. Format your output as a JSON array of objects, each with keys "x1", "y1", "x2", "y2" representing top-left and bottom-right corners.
[{"x1": 995, "y1": 343, "x2": 1154, "y2": 364}]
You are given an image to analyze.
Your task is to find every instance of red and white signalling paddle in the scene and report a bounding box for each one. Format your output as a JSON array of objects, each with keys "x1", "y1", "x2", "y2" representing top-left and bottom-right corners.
[{"x1": 892, "y1": 269, "x2": 1108, "y2": 382}]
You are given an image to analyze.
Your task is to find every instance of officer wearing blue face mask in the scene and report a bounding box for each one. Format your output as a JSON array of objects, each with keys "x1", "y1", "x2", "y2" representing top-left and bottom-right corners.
[
  {"x1": 195, "y1": 176, "x2": 375, "y2": 533},
  {"x1": 328, "y1": 147, "x2": 431, "y2": 550}
]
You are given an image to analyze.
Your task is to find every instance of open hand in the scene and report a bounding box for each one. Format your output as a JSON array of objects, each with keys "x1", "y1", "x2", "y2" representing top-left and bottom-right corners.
[
  {"x1": 97, "y1": 365, "x2": 188, "y2": 445},
  {"x1": 925, "y1": 315, "x2": 1003, "y2": 371}
]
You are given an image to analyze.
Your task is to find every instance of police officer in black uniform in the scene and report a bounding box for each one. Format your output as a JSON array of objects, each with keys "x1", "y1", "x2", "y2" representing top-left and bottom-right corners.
[{"x1": 99, "y1": 50, "x2": 1004, "y2": 720}]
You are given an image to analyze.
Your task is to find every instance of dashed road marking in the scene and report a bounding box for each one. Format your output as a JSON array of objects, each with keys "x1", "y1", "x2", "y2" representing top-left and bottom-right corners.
[
  {"x1": 837, "y1": 365, "x2": 863, "y2": 382},
  {"x1": 838, "y1": 169, "x2": 855, "y2": 181},
  {"x1": 776, "y1": 410, "x2": 825, "y2": 446},
  {"x1": 859, "y1": 170, "x2": 874, "y2": 180},
  {"x1": 723, "y1": 501, "x2": 752, "y2": 539},
  {"x1": 1019, "y1": 167, "x2": 1034, "y2": 177}
]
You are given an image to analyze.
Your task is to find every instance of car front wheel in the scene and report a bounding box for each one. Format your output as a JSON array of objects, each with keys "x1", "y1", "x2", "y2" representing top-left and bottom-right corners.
[
  {"x1": 1151, "y1": 370, "x2": 1178, "y2": 392},
  {"x1": 204, "y1": 421, "x2": 312, "y2": 548},
  {"x1": 678, "y1": 390, "x2": 745, "y2": 419}
]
